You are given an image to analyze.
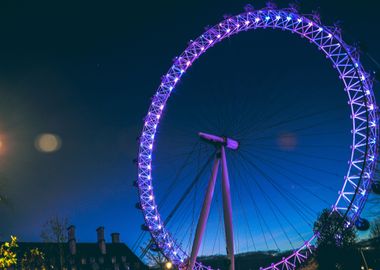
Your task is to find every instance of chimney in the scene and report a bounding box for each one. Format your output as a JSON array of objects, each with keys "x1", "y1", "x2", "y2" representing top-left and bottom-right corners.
[
  {"x1": 111, "y1": 232, "x2": 120, "y2": 243},
  {"x1": 96, "y1": 226, "x2": 106, "y2": 255},
  {"x1": 67, "y1": 225, "x2": 76, "y2": 255}
]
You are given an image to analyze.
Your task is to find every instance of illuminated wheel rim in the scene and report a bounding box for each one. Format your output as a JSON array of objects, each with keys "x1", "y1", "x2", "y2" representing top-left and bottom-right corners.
[{"x1": 137, "y1": 6, "x2": 378, "y2": 270}]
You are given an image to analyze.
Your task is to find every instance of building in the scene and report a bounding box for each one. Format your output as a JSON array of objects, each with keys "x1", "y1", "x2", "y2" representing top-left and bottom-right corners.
[{"x1": 8, "y1": 226, "x2": 148, "y2": 270}]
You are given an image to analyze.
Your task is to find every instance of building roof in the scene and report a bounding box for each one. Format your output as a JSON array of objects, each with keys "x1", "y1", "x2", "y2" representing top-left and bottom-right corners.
[{"x1": 7, "y1": 241, "x2": 148, "y2": 270}]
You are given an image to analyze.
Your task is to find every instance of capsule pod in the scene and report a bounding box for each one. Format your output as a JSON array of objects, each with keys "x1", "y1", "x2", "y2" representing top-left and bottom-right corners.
[
  {"x1": 372, "y1": 181, "x2": 380, "y2": 194},
  {"x1": 150, "y1": 243, "x2": 160, "y2": 252},
  {"x1": 141, "y1": 224, "x2": 150, "y2": 231},
  {"x1": 355, "y1": 217, "x2": 370, "y2": 231},
  {"x1": 135, "y1": 202, "x2": 142, "y2": 210}
]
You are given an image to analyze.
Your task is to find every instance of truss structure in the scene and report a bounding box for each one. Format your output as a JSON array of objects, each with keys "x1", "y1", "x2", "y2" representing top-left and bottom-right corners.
[{"x1": 136, "y1": 5, "x2": 378, "y2": 270}]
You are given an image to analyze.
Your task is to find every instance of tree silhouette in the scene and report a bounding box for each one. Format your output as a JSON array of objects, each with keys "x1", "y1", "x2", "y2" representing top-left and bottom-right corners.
[
  {"x1": 370, "y1": 217, "x2": 380, "y2": 239},
  {"x1": 313, "y1": 209, "x2": 359, "y2": 270},
  {"x1": 40, "y1": 216, "x2": 68, "y2": 269}
]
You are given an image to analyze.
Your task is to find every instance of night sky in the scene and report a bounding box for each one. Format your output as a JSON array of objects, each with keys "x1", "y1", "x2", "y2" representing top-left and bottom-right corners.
[{"x1": 0, "y1": 0, "x2": 380, "y2": 258}]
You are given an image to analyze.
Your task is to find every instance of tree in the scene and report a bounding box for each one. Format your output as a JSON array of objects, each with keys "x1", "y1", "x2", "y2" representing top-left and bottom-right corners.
[
  {"x1": 0, "y1": 175, "x2": 12, "y2": 209},
  {"x1": 40, "y1": 216, "x2": 69, "y2": 269},
  {"x1": 313, "y1": 209, "x2": 359, "y2": 270},
  {"x1": 40, "y1": 216, "x2": 68, "y2": 243},
  {"x1": 370, "y1": 217, "x2": 380, "y2": 239},
  {"x1": 21, "y1": 248, "x2": 47, "y2": 270},
  {"x1": 140, "y1": 241, "x2": 166, "y2": 270},
  {"x1": 0, "y1": 235, "x2": 17, "y2": 268}
]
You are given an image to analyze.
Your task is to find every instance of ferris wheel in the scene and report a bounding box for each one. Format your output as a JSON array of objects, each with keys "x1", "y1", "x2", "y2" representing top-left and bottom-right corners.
[{"x1": 135, "y1": 3, "x2": 379, "y2": 270}]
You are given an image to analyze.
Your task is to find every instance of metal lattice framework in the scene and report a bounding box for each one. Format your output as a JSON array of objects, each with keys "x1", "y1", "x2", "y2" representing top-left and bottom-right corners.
[{"x1": 136, "y1": 5, "x2": 378, "y2": 270}]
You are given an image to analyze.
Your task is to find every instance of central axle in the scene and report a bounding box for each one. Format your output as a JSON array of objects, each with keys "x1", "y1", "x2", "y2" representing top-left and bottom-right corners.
[{"x1": 198, "y1": 132, "x2": 239, "y2": 150}]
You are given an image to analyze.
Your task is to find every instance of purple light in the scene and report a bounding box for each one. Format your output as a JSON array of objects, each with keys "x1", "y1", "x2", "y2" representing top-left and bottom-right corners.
[{"x1": 137, "y1": 7, "x2": 378, "y2": 270}]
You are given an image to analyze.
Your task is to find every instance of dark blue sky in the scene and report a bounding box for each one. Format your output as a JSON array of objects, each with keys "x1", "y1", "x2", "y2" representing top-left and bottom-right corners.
[{"x1": 0, "y1": 0, "x2": 379, "y2": 258}]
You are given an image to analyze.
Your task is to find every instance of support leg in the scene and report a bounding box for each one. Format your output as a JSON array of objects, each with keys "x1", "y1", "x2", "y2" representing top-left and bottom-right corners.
[
  {"x1": 221, "y1": 146, "x2": 235, "y2": 270},
  {"x1": 188, "y1": 154, "x2": 220, "y2": 270}
]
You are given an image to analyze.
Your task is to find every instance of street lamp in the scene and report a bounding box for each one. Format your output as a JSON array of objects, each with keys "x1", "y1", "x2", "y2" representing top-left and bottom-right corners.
[{"x1": 165, "y1": 261, "x2": 173, "y2": 269}]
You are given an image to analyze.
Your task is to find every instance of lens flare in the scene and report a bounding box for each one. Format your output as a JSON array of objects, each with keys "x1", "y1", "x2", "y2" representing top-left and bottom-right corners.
[
  {"x1": 277, "y1": 132, "x2": 297, "y2": 151},
  {"x1": 35, "y1": 133, "x2": 62, "y2": 153}
]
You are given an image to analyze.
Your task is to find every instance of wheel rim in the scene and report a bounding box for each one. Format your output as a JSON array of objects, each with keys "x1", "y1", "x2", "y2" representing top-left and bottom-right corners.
[{"x1": 137, "y1": 7, "x2": 378, "y2": 270}]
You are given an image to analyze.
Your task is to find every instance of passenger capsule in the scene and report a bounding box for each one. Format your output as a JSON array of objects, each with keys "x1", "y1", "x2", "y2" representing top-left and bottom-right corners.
[
  {"x1": 141, "y1": 224, "x2": 150, "y2": 231},
  {"x1": 372, "y1": 181, "x2": 380, "y2": 194},
  {"x1": 355, "y1": 217, "x2": 370, "y2": 231}
]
